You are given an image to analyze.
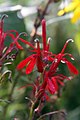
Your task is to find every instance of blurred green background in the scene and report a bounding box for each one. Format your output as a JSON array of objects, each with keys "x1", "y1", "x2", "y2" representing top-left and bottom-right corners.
[{"x1": 0, "y1": 0, "x2": 80, "y2": 120}]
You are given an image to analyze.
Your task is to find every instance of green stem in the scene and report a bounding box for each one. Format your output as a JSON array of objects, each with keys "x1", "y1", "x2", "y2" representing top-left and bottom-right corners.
[{"x1": 29, "y1": 103, "x2": 34, "y2": 120}]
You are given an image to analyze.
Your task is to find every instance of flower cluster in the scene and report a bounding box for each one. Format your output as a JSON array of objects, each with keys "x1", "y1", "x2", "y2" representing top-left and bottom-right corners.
[
  {"x1": 0, "y1": 15, "x2": 27, "y2": 82},
  {"x1": 17, "y1": 19, "x2": 78, "y2": 102},
  {"x1": 57, "y1": 0, "x2": 80, "y2": 23}
]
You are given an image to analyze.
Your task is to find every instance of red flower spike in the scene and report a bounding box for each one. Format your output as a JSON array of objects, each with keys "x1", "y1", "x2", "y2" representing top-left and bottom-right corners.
[
  {"x1": 17, "y1": 19, "x2": 54, "y2": 74},
  {"x1": 48, "y1": 39, "x2": 77, "y2": 76},
  {"x1": 40, "y1": 38, "x2": 78, "y2": 97},
  {"x1": 42, "y1": 19, "x2": 47, "y2": 51}
]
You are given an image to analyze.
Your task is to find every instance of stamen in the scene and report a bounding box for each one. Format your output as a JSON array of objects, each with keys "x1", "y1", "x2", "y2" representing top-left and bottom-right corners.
[
  {"x1": 47, "y1": 37, "x2": 51, "y2": 51},
  {"x1": 63, "y1": 53, "x2": 75, "y2": 60},
  {"x1": 66, "y1": 39, "x2": 74, "y2": 43},
  {"x1": 54, "y1": 58, "x2": 58, "y2": 63},
  {"x1": 71, "y1": 57, "x2": 74, "y2": 60},
  {"x1": 2, "y1": 47, "x2": 7, "y2": 54},
  {"x1": 34, "y1": 39, "x2": 40, "y2": 49},
  {"x1": 1, "y1": 14, "x2": 8, "y2": 21},
  {"x1": 47, "y1": 37, "x2": 52, "y2": 43},
  {"x1": 34, "y1": 38, "x2": 39, "y2": 42},
  {"x1": 61, "y1": 60, "x2": 65, "y2": 63},
  {"x1": 18, "y1": 32, "x2": 27, "y2": 37},
  {"x1": 0, "y1": 70, "x2": 12, "y2": 82},
  {"x1": 4, "y1": 62, "x2": 12, "y2": 66},
  {"x1": 61, "y1": 39, "x2": 74, "y2": 54},
  {"x1": 13, "y1": 32, "x2": 27, "y2": 43}
]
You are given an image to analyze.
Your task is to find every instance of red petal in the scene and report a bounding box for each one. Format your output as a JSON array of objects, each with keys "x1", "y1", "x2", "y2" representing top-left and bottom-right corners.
[
  {"x1": 6, "y1": 33, "x2": 25, "y2": 50},
  {"x1": 52, "y1": 77, "x2": 58, "y2": 91},
  {"x1": 17, "y1": 55, "x2": 35, "y2": 70},
  {"x1": 26, "y1": 57, "x2": 37, "y2": 74},
  {"x1": 16, "y1": 41, "x2": 23, "y2": 50},
  {"x1": 66, "y1": 61, "x2": 79, "y2": 75},
  {"x1": 37, "y1": 56, "x2": 43, "y2": 73},
  {"x1": 42, "y1": 19, "x2": 47, "y2": 50},
  {"x1": 6, "y1": 30, "x2": 19, "y2": 34},
  {"x1": 6, "y1": 33, "x2": 23, "y2": 49},
  {"x1": 57, "y1": 74, "x2": 70, "y2": 80},
  {"x1": 48, "y1": 56, "x2": 54, "y2": 62},
  {"x1": 47, "y1": 79, "x2": 55, "y2": 94},
  {"x1": 19, "y1": 38, "x2": 36, "y2": 50},
  {"x1": 58, "y1": 79, "x2": 64, "y2": 86}
]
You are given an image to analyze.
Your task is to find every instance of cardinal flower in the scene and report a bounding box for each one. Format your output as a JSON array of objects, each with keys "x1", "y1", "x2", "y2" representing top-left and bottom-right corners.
[
  {"x1": 0, "y1": 14, "x2": 29, "y2": 82},
  {"x1": 0, "y1": 14, "x2": 27, "y2": 66},
  {"x1": 36, "y1": 39, "x2": 78, "y2": 100},
  {"x1": 18, "y1": 38, "x2": 79, "y2": 102},
  {"x1": 17, "y1": 19, "x2": 53, "y2": 74},
  {"x1": 48, "y1": 39, "x2": 78, "y2": 76}
]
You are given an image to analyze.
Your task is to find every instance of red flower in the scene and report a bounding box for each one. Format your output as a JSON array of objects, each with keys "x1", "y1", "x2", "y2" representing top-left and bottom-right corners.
[
  {"x1": 17, "y1": 19, "x2": 53, "y2": 74},
  {"x1": 17, "y1": 19, "x2": 78, "y2": 101},
  {"x1": 48, "y1": 39, "x2": 79, "y2": 76},
  {"x1": 35, "y1": 40, "x2": 79, "y2": 99},
  {"x1": 0, "y1": 14, "x2": 27, "y2": 62}
]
